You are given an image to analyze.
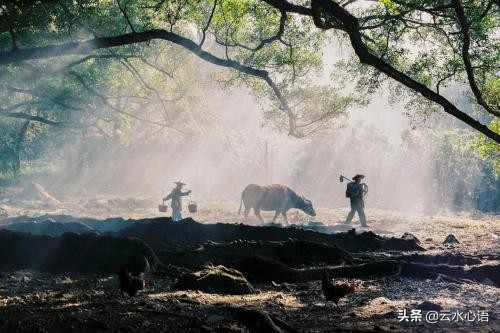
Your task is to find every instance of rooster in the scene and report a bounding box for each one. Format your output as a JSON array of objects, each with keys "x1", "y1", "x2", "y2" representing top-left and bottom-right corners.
[
  {"x1": 118, "y1": 256, "x2": 150, "y2": 297},
  {"x1": 321, "y1": 271, "x2": 356, "y2": 310}
]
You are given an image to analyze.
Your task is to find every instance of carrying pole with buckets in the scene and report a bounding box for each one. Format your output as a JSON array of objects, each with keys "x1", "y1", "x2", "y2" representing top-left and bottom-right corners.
[{"x1": 161, "y1": 181, "x2": 193, "y2": 221}]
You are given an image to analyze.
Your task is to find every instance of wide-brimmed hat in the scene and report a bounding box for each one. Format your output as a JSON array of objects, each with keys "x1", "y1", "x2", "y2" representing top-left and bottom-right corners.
[
  {"x1": 352, "y1": 174, "x2": 365, "y2": 180},
  {"x1": 174, "y1": 181, "x2": 186, "y2": 186}
]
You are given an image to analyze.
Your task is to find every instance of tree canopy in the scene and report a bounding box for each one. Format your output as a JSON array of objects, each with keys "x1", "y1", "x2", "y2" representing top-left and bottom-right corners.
[{"x1": 0, "y1": 0, "x2": 498, "y2": 143}]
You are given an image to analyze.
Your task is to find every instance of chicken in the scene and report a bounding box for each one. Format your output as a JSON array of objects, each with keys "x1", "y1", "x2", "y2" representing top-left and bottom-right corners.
[
  {"x1": 118, "y1": 256, "x2": 150, "y2": 297},
  {"x1": 119, "y1": 265, "x2": 146, "y2": 297},
  {"x1": 321, "y1": 271, "x2": 356, "y2": 309}
]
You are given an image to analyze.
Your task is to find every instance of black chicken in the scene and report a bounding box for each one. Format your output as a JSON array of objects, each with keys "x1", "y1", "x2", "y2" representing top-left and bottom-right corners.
[
  {"x1": 118, "y1": 256, "x2": 150, "y2": 297},
  {"x1": 321, "y1": 271, "x2": 356, "y2": 309}
]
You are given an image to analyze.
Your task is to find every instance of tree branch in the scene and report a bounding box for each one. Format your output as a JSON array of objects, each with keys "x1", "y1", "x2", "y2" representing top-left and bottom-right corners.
[
  {"x1": 223, "y1": 9, "x2": 290, "y2": 51},
  {"x1": 260, "y1": 0, "x2": 500, "y2": 143},
  {"x1": 452, "y1": 0, "x2": 499, "y2": 117},
  {"x1": 4, "y1": 84, "x2": 84, "y2": 111},
  {"x1": 9, "y1": 27, "x2": 17, "y2": 50},
  {"x1": 117, "y1": 0, "x2": 136, "y2": 33},
  {"x1": 200, "y1": 0, "x2": 217, "y2": 47},
  {"x1": 0, "y1": 29, "x2": 301, "y2": 137},
  {"x1": 0, "y1": 112, "x2": 75, "y2": 127},
  {"x1": 260, "y1": 0, "x2": 312, "y2": 16},
  {"x1": 251, "y1": 9, "x2": 288, "y2": 51},
  {"x1": 118, "y1": 58, "x2": 186, "y2": 131},
  {"x1": 68, "y1": 70, "x2": 178, "y2": 129}
]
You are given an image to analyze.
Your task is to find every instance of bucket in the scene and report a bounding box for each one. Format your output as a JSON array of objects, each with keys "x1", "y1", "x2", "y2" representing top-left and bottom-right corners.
[
  {"x1": 159, "y1": 200, "x2": 168, "y2": 212},
  {"x1": 188, "y1": 201, "x2": 197, "y2": 213}
]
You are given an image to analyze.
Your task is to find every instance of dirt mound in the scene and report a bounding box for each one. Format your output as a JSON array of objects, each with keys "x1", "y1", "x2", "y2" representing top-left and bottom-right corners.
[
  {"x1": 1, "y1": 215, "x2": 134, "y2": 233},
  {"x1": 0, "y1": 221, "x2": 94, "y2": 236},
  {"x1": 158, "y1": 239, "x2": 355, "y2": 269},
  {"x1": 118, "y1": 218, "x2": 424, "y2": 252},
  {"x1": 443, "y1": 234, "x2": 460, "y2": 244},
  {"x1": 230, "y1": 256, "x2": 500, "y2": 286},
  {"x1": 398, "y1": 252, "x2": 481, "y2": 266},
  {"x1": 175, "y1": 265, "x2": 255, "y2": 295},
  {"x1": 0, "y1": 230, "x2": 163, "y2": 273},
  {"x1": 230, "y1": 256, "x2": 301, "y2": 282}
]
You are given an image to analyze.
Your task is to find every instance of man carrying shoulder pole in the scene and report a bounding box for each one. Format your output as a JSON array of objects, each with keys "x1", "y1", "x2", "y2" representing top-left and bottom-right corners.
[
  {"x1": 343, "y1": 174, "x2": 368, "y2": 227},
  {"x1": 164, "y1": 181, "x2": 192, "y2": 221}
]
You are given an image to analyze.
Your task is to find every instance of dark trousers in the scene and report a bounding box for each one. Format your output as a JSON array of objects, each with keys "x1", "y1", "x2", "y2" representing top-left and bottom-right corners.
[{"x1": 345, "y1": 198, "x2": 367, "y2": 226}]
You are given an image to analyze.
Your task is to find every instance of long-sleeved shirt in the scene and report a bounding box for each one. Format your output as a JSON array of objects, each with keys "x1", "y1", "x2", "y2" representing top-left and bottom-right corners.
[
  {"x1": 165, "y1": 188, "x2": 190, "y2": 210},
  {"x1": 346, "y1": 182, "x2": 363, "y2": 199}
]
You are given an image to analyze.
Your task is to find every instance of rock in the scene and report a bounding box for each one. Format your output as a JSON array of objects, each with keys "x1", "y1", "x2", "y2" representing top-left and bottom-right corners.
[
  {"x1": 174, "y1": 265, "x2": 255, "y2": 295},
  {"x1": 401, "y1": 232, "x2": 421, "y2": 244},
  {"x1": 417, "y1": 301, "x2": 442, "y2": 311},
  {"x1": 443, "y1": 234, "x2": 460, "y2": 244}
]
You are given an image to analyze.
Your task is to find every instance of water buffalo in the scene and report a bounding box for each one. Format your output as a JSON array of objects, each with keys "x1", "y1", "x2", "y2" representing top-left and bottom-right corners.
[{"x1": 238, "y1": 184, "x2": 316, "y2": 224}]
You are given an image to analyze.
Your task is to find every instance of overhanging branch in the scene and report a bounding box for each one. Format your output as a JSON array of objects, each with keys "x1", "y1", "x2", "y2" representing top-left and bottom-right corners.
[
  {"x1": 260, "y1": 0, "x2": 500, "y2": 143},
  {"x1": 452, "y1": 0, "x2": 499, "y2": 117},
  {"x1": 0, "y1": 29, "x2": 301, "y2": 137},
  {"x1": 0, "y1": 111, "x2": 78, "y2": 128}
]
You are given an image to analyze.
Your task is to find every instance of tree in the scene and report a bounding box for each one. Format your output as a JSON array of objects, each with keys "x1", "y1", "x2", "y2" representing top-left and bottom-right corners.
[
  {"x1": 0, "y1": 0, "x2": 498, "y2": 142},
  {"x1": 0, "y1": 0, "x2": 360, "y2": 138},
  {"x1": 259, "y1": 0, "x2": 499, "y2": 143}
]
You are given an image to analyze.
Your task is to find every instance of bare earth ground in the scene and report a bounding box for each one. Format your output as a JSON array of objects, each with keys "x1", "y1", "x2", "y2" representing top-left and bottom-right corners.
[{"x1": 0, "y1": 199, "x2": 499, "y2": 332}]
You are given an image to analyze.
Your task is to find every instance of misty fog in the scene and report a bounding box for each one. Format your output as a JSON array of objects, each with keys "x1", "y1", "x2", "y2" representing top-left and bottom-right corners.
[
  {"x1": 37, "y1": 80, "x2": 449, "y2": 215},
  {"x1": 12, "y1": 41, "x2": 489, "y2": 217}
]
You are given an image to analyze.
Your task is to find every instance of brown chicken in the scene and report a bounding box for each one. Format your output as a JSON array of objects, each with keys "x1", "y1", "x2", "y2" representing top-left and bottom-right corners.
[
  {"x1": 321, "y1": 271, "x2": 356, "y2": 309},
  {"x1": 119, "y1": 265, "x2": 146, "y2": 297}
]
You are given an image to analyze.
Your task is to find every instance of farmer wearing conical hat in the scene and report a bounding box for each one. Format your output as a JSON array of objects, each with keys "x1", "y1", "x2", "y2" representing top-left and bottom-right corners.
[
  {"x1": 164, "y1": 181, "x2": 192, "y2": 221},
  {"x1": 344, "y1": 174, "x2": 367, "y2": 227}
]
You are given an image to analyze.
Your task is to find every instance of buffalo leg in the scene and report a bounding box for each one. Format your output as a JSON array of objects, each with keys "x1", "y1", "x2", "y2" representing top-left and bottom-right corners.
[
  {"x1": 272, "y1": 211, "x2": 280, "y2": 223},
  {"x1": 282, "y1": 211, "x2": 289, "y2": 225},
  {"x1": 254, "y1": 208, "x2": 265, "y2": 224},
  {"x1": 244, "y1": 206, "x2": 251, "y2": 222}
]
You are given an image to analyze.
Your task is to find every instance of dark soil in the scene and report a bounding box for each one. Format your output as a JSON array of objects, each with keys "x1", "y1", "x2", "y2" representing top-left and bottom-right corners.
[
  {"x1": 0, "y1": 231, "x2": 162, "y2": 273},
  {"x1": 117, "y1": 218, "x2": 424, "y2": 252},
  {"x1": 0, "y1": 215, "x2": 498, "y2": 333}
]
